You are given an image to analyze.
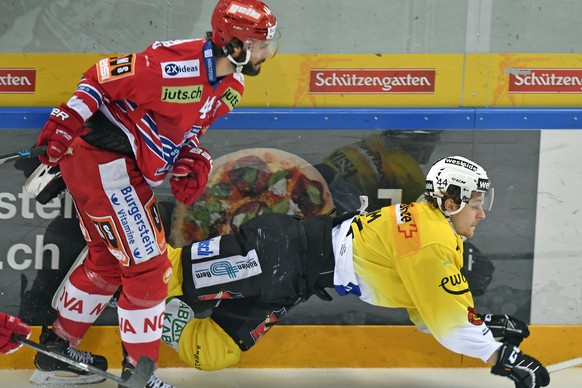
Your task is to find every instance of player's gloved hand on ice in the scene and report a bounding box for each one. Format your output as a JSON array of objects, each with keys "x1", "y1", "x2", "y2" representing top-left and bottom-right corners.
[
  {"x1": 0, "y1": 312, "x2": 31, "y2": 354},
  {"x1": 171, "y1": 146, "x2": 212, "y2": 205},
  {"x1": 491, "y1": 342, "x2": 550, "y2": 388},
  {"x1": 479, "y1": 313, "x2": 530, "y2": 346},
  {"x1": 37, "y1": 103, "x2": 87, "y2": 166}
]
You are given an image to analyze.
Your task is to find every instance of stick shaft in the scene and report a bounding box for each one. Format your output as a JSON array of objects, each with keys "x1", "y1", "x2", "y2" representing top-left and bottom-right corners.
[
  {"x1": 547, "y1": 356, "x2": 582, "y2": 373},
  {"x1": 0, "y1": 145, "x2": 46, "y2": 165}
]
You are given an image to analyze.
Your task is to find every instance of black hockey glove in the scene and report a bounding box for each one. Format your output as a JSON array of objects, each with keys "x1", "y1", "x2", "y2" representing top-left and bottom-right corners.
[
  {"x1": 479, "y1": 313, "x2": 530, "y2": 346},
  {"x1": 491, "y1": 342, "x2": 550, "y2": 388}
]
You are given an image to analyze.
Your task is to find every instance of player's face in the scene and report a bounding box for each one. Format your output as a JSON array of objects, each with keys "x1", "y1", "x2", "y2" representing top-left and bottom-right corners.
[
  {"x1": 240, "y1": 50, "x2": 266, "y2": 76},
  {"x1": 450, "y1": 192, "x2": 486, "y2": 238},
  {"x1": 240, "y1": 37, "x2": 279, "y2": 76}
]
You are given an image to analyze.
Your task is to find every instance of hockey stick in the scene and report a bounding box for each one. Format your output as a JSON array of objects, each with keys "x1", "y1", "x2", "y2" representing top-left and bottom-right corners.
[
  {"x1": 12, "y1": 334, "x2": 154, "y2": 388},
  {"x1": 547, "y1": 356, "x2": 582, "y2": 374},
  {"x1": 0, "y1": 145, "x2": 46, "y2": 165}
]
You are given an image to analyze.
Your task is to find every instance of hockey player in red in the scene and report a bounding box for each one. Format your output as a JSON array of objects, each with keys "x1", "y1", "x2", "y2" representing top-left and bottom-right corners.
[{"x1": 32, "y1": 0, "x2": 280, "y2": 386}]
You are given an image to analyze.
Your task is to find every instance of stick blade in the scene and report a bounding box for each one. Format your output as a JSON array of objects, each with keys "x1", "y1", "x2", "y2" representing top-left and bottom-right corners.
[{"x1": 121, "y1": 355, "x2": 155, "y2": 388}]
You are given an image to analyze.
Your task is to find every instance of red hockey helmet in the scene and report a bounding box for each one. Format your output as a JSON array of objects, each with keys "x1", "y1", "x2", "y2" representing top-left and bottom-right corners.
[{"x1": 211, "y1": 0, "x2": 279, "y2": 56}]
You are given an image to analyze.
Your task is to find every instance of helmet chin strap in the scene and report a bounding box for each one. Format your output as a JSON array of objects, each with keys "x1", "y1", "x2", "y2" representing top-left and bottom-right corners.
[
  {"x1": 437, "y1": 198, "x2": 466, "y2": 218},
  {"x1": 225, "y1": 48, "x2": 251, "y2": 73},
  {"x1": 438, "y1": 198, "x2": 465, "y2": 237}
]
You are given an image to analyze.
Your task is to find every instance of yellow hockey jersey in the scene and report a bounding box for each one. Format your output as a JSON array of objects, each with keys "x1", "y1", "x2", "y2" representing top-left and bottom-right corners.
[
  {"x1": 166, "y1": 201, "x2": 502, "y2": 368},
  {"x1": 333, "y1": 202, "x2": 501, "y2": 362}
]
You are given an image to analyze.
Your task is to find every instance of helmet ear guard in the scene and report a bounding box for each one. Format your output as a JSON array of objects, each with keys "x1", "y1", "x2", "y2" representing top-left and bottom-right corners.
[
  {"x1": 425, "y1": 156, "x2": 493, "y2": 216},
  {"x1": 221, "y1": 39, "x2": 252, "y2": 72}
]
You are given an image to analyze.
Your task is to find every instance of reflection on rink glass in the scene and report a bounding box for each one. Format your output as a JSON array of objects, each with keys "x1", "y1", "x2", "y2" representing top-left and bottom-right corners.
[
  {"x1": 0, "y1": 188, "x2": 74, "y2": 271},
  {"x1": 171, "y1": 148, "x2": 334, "y2": 246},
  {"x1": 377, "y1": 189, "x2": 402, "y2": 204}
]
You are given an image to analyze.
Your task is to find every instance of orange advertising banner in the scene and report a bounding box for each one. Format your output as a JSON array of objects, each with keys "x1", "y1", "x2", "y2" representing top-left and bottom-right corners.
[
  {"x1": 0, "y1": 54, "x2": 104, "y2": 107},
  {"x1": 243, "y1": 54, "x2": 463, "y2": 107},
  {"x1": 0, "y1": 68, "x2": 36, "y2": 93},
  {"x1": 2, "y1": 53, "x2": 582, "y2": 107},
  {"x1": 463, "y1": 53, "x2": 582, "y2": 106}
]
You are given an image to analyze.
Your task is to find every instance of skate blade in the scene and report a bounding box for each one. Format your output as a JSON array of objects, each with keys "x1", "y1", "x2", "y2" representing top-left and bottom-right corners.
[{"x1": 30, "y1": 369, "x2": 106, "y2": 386}]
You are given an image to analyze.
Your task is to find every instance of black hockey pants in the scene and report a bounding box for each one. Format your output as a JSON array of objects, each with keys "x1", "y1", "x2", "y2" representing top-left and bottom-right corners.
[{"x1": 179, "y1": 213, "x2": 334, "y2": 350}]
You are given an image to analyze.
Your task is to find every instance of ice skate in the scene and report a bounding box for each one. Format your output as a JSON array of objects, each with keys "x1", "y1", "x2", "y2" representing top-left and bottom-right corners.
[
  {"x1": 30, "y1": 327, "x2": 108, "y2": 386},
  {"x1": 120, "y1": 361, "x2": 174, "y2": 388},
  {"x1": 120, "y1": 347, "x2": 174, "y2": 388},
  {"x1": 144, "y1": 374, "x2": 176, "y2": 388}
]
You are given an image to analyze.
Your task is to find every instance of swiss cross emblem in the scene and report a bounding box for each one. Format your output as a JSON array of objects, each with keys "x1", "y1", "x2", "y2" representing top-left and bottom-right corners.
[{"x1": 397, "y1": 223, "x2": 418, "y2": 238}]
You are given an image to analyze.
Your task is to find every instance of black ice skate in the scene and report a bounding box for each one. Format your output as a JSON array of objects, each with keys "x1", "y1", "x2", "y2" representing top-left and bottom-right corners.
[
  {"x1": 30, "y1": 327, "x2": 108, "y2": 386},
  {"x1": 120, "y1": 347, "x2": 174, "y2": 388}
]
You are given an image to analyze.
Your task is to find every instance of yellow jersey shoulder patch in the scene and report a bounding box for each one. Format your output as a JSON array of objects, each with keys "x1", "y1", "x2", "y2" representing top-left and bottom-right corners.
[{"x1": 391, "y1": 203, "x2": 422, "y2": 257}]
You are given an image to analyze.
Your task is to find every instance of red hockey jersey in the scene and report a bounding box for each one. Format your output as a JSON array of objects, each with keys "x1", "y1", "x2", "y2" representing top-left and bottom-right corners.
[{"x1": 66, "y1": 39, "x2": 245, "y2": 186}]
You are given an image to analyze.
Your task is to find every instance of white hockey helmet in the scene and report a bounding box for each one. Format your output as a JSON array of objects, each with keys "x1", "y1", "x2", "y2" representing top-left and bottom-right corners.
[{"x1": 425, "y1": 156, "x2": 493, "y2": 215}]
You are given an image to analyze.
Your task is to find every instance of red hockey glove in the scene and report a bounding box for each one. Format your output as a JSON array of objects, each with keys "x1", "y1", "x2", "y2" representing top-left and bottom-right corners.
[
  {"x1": 0, "y1": 312, "x2": 31, "y2": 354},
  {"x1": 36, "y1": 103, "x2": 87, "y2": 166},
  {"x1": 171, "y1": 146, "x2": 212, "y2": 205}
]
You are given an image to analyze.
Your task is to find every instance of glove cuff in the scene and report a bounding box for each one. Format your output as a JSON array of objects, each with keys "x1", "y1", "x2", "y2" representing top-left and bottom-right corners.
[
  {"x1": 179, "y1": 146, "x2": 212, "y2": 170},
  {"x1": 54, "y1": 103, "x2": 85, "y2": 126}
]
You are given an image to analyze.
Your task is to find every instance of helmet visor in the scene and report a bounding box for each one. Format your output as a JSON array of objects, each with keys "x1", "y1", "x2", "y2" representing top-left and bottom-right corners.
[
  {"x1": 244, "y1": 29, "x2": 281, "y2": 59},
  {"x1": 483, "y1": 187, "x2": 494, "y2": 211},
  {"x1": 468, "y1": 188, "x2": 494, "y2": 212}
]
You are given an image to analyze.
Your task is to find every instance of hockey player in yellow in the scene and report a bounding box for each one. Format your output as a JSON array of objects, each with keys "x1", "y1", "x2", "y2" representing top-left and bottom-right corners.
[{"x1": 161, "y1": 155, "x2": 549, "y2": 387}]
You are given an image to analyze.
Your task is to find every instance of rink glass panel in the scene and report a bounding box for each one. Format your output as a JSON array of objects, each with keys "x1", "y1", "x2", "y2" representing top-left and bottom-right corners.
[{"x1": 0, "y1": 129, "x2": 538, "y2": 326}]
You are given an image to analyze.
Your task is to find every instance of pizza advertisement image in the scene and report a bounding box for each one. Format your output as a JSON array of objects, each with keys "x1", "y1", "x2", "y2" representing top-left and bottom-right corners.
[{"x1": 170, "y1": 148, "x2": 335, "y2": 247}]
